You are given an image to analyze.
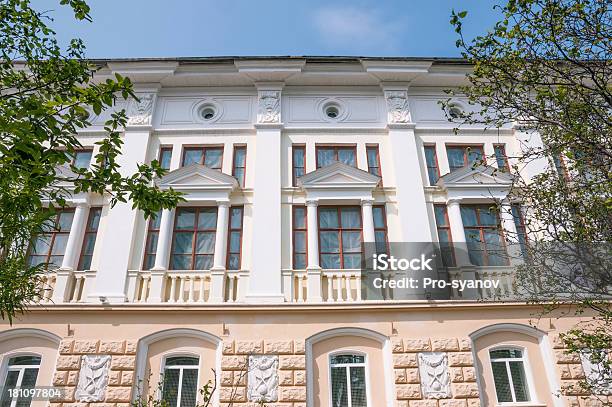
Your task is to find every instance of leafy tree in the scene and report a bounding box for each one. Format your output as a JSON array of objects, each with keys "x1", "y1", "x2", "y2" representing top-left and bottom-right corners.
[
  {"x1": 0, "y1": 0, "x2": 183, "y2": 322},
  {"x1": 447, "y1": 0, "x2": 611, "y2": 401}
]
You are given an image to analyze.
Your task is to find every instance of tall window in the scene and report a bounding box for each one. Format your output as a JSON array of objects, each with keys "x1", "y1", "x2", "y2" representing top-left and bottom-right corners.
[
  {"x1": 330, "y1": 354, "x2": 368, "y2": 407},
  {"x1": 78, "y1": 207, "x2": 102, "y2": 270},
  {"x1": 143, "y1": 210, "x2": 162, "y2": 270},
  {"x1": 0, "y1": 355, "x2": 41, "y2": 407},
  {"x1": 159, "y1": 147, "x2": 173, "y2": 171},
  {"x1": 170, "y1": 208, "x2": 217, "y2": 270},
  {"x1": 319, "y1": 207, "x2": 362, "y2": 269},
  {"x1": 27, "y1": 210, "x2": 74, "y2": 269},
  {"x1": 511, "y1": 204, "x2": 528, "y2": 257},
  {"x1": 493, "y1": 144, "x2": 509, "y2": 171},
  {"x1": 181, "y1": 147, "x2": 223, "y2": 170},
  {"x1": 460, "y1": 205, "x2": 508, "y2": 266},
  {"x1": 424, "y1": 145, "x2": 440, "y2": 185},
  {"x1": 373, "y1": 205, "x2": 388, "y2": 254},
  {"x1": 161, "y1": 356, "x2": 199, "y2": 407},
  {"x1": 232, "y1": 146, "x2": 247, "y2": 187},
  {"x1": 226, "y1": 207, "x2": 244, "y2": 270},
  {"x1": 366, "y1": 145, "x2": 382, "y2": 178},
  {"x1": 489, "y1": 348, "x2": 531, "y2": 403},
  {"x1": 292, "y1": 145, "x2": 305, "y2": 186},
  {"x1": 292, "y1": 206, "x2": 307, "y2": 269},
  {"x1": 434, "y1": 205, "x2": 456, "y2": 267},
  {"x1": 316, "y1": 146, "x2": 357, "y2": 168},
  {"x1": 70, "y1": 149, "x2": 93, "y2": 170},
  {"x1": 446, "y1": 145, "x2": 484, "y2": 172}
]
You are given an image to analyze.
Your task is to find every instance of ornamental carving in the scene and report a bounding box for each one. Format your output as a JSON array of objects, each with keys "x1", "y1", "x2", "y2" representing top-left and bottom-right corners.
[
  {"x1": 384, "y1": 90, "x2": 411, "y2": 123},
  {"x1": 75, "y1": 355, "x2": 111, "y2": 402},
  {"x1": 418, "y1": 352, "x2": 451, "y2": 399},
  {"x1": 257, "y1": 90, "x2": 281, "y2": 124},
  {"x1": 247, "y1": 355, "x2": 279, "y2": 402},
  {"x1": 127, "y1": 93, "x2": 155, "y2": 125}
]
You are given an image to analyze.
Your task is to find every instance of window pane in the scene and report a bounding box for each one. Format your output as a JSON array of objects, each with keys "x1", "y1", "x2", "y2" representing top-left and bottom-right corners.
[
  {"x1": 319, "y1": 208, "x2": 339, "y2": 228},
  {"x1": 460, "y1": 207, "x2": 478, "y2": 226},
  {"x1": 31, "y1": 235, "x2": 52, "y2": 255},
  {"x1": 343, "y1": 254, "x2": 362, "y2": 269},
  {"x1": 331, "y1": 354, "x2": 365, "y2": 364},
  {"x1": 143, "y1": 254, "x2": 155, "y2": 271},
  {"x1": 294, "y1": 207, "x2": 306, "y2": 229},
  {"x1": 294, "y1": 232, "x2": 306, "y2": 253},
  {"x1": 195, "y1": 232, "x2": 215, "y2": 254},
  {"x1": 58, "y1": 212, "x2": 75, "y2": 231},
  {"x1": 88, "y1": 209, "x2": 101, "y2": 231},
  {"x1": 317, "y1": 148, "x2": 335, "y2": 167},
  {"x1": 321, "y1": 254, "x2": 341, "y2": 269},
  {"x1": 180, "y1": 369, "x2": 198, "y2": 407},
  {"x1": 230, "y1": 208, "x2": 243, "y2": 228},
  {"x1": 320, "y1": 232, "x2": 340, "y2": 253},
  {"x1": 197, "y1": 209, "x2": 217, "y2": 230},
  {"x1": 233, "y1": 168, "x2": 245, "y2": 186},
  {"x1": 338, "y1": 149, "x2": 356, "y2": 166},
  {"x1": 204, "y1": 149, "x2": 222, "y2": 169},
  {"x1": 194, "y1": 255, "x2": 213, "y2": 270},
  {"x1": 509, "y1": 361, "x2": 530, "y2": 402},
  {"x1": 293, "y1": 168, "x2": 304, "y2": 179},
  {"x1": 447, "y1": 147, "x2": 465, "y2": 170},
  {"x1": 491, "y1": 361, "x2": 513, "y2": 402},
  {"x1": 478, "y1": 208, "x2": 498, "y2": 226},
  {"x1": 73, "y1": 151, "x2": 92, "y2": 169},
  {"x1": 228, "y1": 254, "x2": 240, "y2": 270},
  {"x1": 293, "y1": 148, "x2": 304, "y2": 167},
  {"x1": 160, "y1": 149, "x2": 172, "y2": 170},
  {"x1": 170, "y1": 255, "x2": 191, "y2": 270},
  {"x1": 166, "y1": 357, "x2": 199, "y2": 366},
  {"x1": 340, "y1": 208, "x2": 361, "y2": 228},
  {"x1": 1, "y1": 370, "x2": 19, "y2": 407},
  {"x1": 161, "y1": 368, "x2": 180, "y2": 407},
  {"x1": 294, "y1": 254, "x2": 306, "y2": 270},
  {"x1": 233, "y1": 148, "x2": 246, "y2": 166},
  {"x1": 427, "y1": 167, "x2": 439, "y2": 185},
  {"x1": 372, "y1": 207, "x2": 385, "y2": 228},
  {"x1": 50, "y1": 234, "x2": 69, "y2": 255},
  {"x1": 173, "y1": 232, "x2": 194, "y2": 254},
  {"x1": 434, "y1": 206, "x2": 448, "y2": 227},
  {"x1": 150, "y1": 211, "x2": 162, "y2": 230},
  {"x1": 176, "y1": 209, "x2": 196, "y2": 229},
  {"x1": 342, "y1": 231, "x2": 361, "y2": 253},
  {"x1": 229, "y1": 231, "x2": 241, "y2": 252},
  {"x1": 183, "y1": 150, "x2": 203, "y2": 166},
  {"x1": 81, "y1": 235, "x2": 96, "y2": 256},
  {"x1": 331, "y1": 367, "x2": 348, "y2": 407},
  {"x1": 467, "y1": 147, "x2": 483, "y2": 166},
  {"x1": 9, "y1": 356, "x2": 41, "y2": 366},
  {"x1": 350, "y1": 366, "x2": 367, "y2": 407}
]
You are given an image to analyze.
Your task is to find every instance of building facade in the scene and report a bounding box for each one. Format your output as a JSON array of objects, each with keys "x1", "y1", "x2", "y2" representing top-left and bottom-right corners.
[{"x1": 0, "y1": 57, "x2": 602, "y2": 407}]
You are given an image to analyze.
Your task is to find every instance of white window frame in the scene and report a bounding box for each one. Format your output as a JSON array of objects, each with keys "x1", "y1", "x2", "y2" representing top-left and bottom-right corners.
[
  {"x1": 328, "y1": 350, "x2": 371, "y2": 407},
  {"x1": 1, "y1": 353, "x2": 42, "y2": 407},
  {"x1": 159, "y1": 353, "x2": 200, "y2": 407},
  {"x1": 489, "y1": 346, "x2": 537, "y2": 405}
]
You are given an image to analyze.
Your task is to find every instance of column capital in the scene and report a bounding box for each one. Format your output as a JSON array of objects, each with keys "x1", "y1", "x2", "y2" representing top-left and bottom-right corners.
[
  {"x1": 216, "y1": 200, "x2": 231, "y2": 208},
  {"x1": 305, "y1": 199, "x2": 319, "y2": 207},
  {"x1": 447, "y1": 198, "x2": 463, "y2": 205},
  {"x1": 360, "y1": 198, "x2": 375, "y2": 207}
]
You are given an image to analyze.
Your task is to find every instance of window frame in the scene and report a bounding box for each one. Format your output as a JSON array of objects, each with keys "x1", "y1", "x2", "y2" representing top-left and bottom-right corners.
[
  {"x1": 461, "y1": 204, "x2": 509, "y2": 267},
  {"x1": 292, "y1": 205, "x2": 308, "y2": 270},
  {"x1": 180, "y1": 146, "x2": 224, "y2": 170},
  {"x1": 488, "y1": 346, "x2": 535, "y2": 405},
  {"x1": 445, "y1": 144, "x2": 485, "y2": 172},
  {"x1": 71, "y1": 148, "x2": 94, "y2": 170},
  {"x1": 226, "y1": 206, "x2": 244, "y2": 271},
  {"x1": 26, "y1": 208, "x2": 75, "y2": 269},
  {"x1": 365, "y1": 144, "x2": 382, "y2": 181},
  {"x1": 158, "y1": 146, "x2": 173, "y2": 171},
  {"x1": 327, "y1": 350, "x2": 371, "y2": 407},
  {"x1": 315, "y1": 145, "x2": 358, "y2": 169},
  {"x1": 159, "y1": 354, "x2": 200, "y2": 407},
  {"x1": 424, "y1": 144, "x2": 441, "y2": 185},
  {"x1": 317, "y1": 206, "x2": 363, "y2": 270},
  {"x1": 0, "y1": 353, "x2": 42, "y2": 407},
  {"x1": 493, "y1": 144, "x2": 510, "y2": 172},
  {"x1": 372, "y1": 205, "x2": 389, "y2": 255},
  {"x1": 231, "y1": 145, "x2": 247, "y2": 187},
  {"x1": 433, "y1": 204, "x2": 456, "y2": 267},
  {"x1": 169, "y1": 207, "x2": 218, "y2": 271},
  {"x1": 142, "y1": 210, "x2": 162, "y2": 270},
  {"x1": 292, "y1": 145, "x2": 306, "y2": 187},
  {"x1": 77, "y1": 207, "x2": 102, "y2": 271}
]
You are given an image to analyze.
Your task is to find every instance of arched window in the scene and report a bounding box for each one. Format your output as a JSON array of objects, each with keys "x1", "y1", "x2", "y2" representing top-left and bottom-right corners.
[
  {"x1": 161, "y1": 356, "x2": 199, "y2": 407},
  {"x1": 489, "y1": 347, "x2": 531, "y2": 403},
  {"x1": 1, "y1": 355, "x2": 41, "y2": 407},
  {"x1": 329, "y1": 353, "x2": 368, "y2": 407}
]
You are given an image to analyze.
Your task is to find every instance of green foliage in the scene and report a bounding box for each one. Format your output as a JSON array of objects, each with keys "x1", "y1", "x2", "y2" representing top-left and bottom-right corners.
[{"x1": 0, "y1": 0, "x2": 183, "y2": 322}]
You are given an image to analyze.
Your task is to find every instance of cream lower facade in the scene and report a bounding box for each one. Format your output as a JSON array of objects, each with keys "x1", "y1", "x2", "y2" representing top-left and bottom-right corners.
[{"x1": 1, "y1": 57, "x2": 605, "y2": 407}]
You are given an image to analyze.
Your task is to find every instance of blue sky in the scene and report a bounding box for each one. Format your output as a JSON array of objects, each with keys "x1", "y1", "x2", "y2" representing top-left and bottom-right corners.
[{"x1": 44, "y1": 0, "x2": 502, "y2": 58}]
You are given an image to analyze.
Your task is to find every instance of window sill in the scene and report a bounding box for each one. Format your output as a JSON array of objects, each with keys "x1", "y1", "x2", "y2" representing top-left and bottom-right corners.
[{"x1": 496, "y1": 403, "x2": 546, "y2": 407}]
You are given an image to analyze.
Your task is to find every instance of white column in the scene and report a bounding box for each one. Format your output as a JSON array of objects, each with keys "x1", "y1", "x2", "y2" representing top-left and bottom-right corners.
[
  {"x1": 306, "y1": 199, "x2": 322, "y2": 302},
  {"x1": 153, "y1": 209, "x2": 174, "y2": 270},
  {"x1": 61, "y1": 203, "x2": 89, "y2": 271},
  {"x1": 361, "y1": 199, "x2": 376, "y2": 243},
  {"x1": 210, "y1": 201, "x2": 230, "y2": 303}
]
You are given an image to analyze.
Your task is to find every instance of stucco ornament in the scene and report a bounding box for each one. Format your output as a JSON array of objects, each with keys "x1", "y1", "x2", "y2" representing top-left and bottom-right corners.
[
  {"x1": 384, "y1": 90, "x2": 411, "y2": 123},
  {"x1": 418, "y1": 352, "x2": 451, "y2": 399},
  {"x1": 247, "y1": 355, "x2": 279, "y2": 402},
  {"x1": 257, "y1": 90, "x2": 281, "y2": 124},
  {"x1": 75, "y1": 355, "x2": 111, "y2": 402},
  {"x1": 127, "y1": 93, "x2": 155, "y2": 125}
]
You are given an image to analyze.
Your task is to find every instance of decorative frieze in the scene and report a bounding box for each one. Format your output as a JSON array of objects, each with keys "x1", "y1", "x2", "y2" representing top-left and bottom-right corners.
[
  {"x1": 384, "y1": 90, "x2": 411, "y2": 124},
  {"x1": 418, "y1": 352, "x2": 452, "y2": 399},
  {"x1": 247, "y1": 355, "x2": 279, "y2": 402},
  {"x1": 75, "y1": 355, "x2": 111, "y2": 402},
  {"x1": 127, "y1": 93, "x2": 155, "y2": 126}
]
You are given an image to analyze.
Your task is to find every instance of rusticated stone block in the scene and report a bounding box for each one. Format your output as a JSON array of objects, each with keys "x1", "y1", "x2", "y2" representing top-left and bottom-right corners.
[
  {"x1": 279, "y1": 369, "x2": 293, "y2": 385},
  {"x1": 279, "y1": 355, "x2": 306, "y2": 370},
  {"x1": 394, "y1": 353, "x2": 418, "y2": 368},
  {"x1": 110, "y1": 355, "x2": 135, "y2": 370},
  {"x1": 222, "y1": 340, "x2": 234, "y2": 355},
  {"x1": 220, "y1": 371, "x2": 233, "y2": 386},
  {"x1": 408, "y1": 401, "x2": 437, "y2": 407},
  {"x1": 116, "y1": 404, "x2": 130, "y2": 407},
  {"x1": 73, "y1": 340, "x2": 99, "y2": 354},
  {"x1": 108, "y1": 370, "x2": 121, "y2": 386},
  {"x1": 405, "y1": 368, "x2": 420, "y2": 383},
  {"x1": 219, "y1": 386, "x2": 246, "y2": 402},
  {"x1": 56, "y1": 356, "x2": 81, "y2": 370},
  {"x1": 467, "y1": 399, "x2": 481, "y2": 407},
  {"x1": 396, "y1": 401, "x2": 409, "y2": 407},
  {"x1": 51, "y1": 387, "x2": 74, "y2": 403},
  {"x1": 459, "y1": 338, "x2": 472, "y2": 351},
  {"x1": 53, "y1": 371, "x2": 67, "y2": 386},
  {"x1": 431, "y1": 338, "x2": 459, "y2": 351},
  {"x1": 451, "y1": 383, "x2": 479, "y2": 398},
  {"x1": 279, "y1": 386, "x2": 306, "y2": 401},
  {"x1": 552, "y1": 333, "x2": 566, "y2": 349},
  {"x1": 396, "y1": 384, "x2": 422, "y2": 399},
  {"x1": 392, "y1": 337, "x2": 404, "y2": 353},
  {"x1": 120, "y1": 371, "x2": 134, "y2": 386},
  {"x1": 62, "y1": 403, "x2": 89, "y2": 407},
  {"x1": 232, "y1": 370, "x2": 247, "y2": 386},
  {"x1": 264, "y1": 340, "x2": 293, "y2": 354},
  {"x1": 565, "y1": 396, "x2": 581, "y2": 407},
  {"x1": 59, "y1": 340, "x2": 74, "y2": 354},
  {"x1": 221, "y1": 355, "x2": 247, "y2": 370},
  {"x1": 579, "y1": 396, "x2": 605, "y2": 407},
  {"x1": 99, "y1": 340, "x2": 125, "y2": 354},
  {"x1": 560, "y1": 364, "x2": 572, "y2": 379},
  {"x1": 294, "y1": 370, "x2": 306, "y2": 386},
  {"x1": 105, "y1": 387, "x2": 132, "y2": 402},
  {"x1": 556, "y1": 350, "x2": 581, "y2": 364},
  {"x1": 294, "y1": 340, "x2": 305, "y2": 354},
  {"x1": 569, "y1": 363, "x2": 585, "y2": 379},
  {"x1": 439, "y1": 400, "x2": 467, "y2": 407},
  {"x1": 404, "y1": 339, "x2": 431, "y2": 352},
  {"x1": 66, "y1": 371, "x2": 79, "y2": 386},
  {"x1": 463, "y1": 367, "x2": 477, "y2": 382},
  {"x1": 563, "y1": 380, "x2": 590, "y2": 396},
  {"x1": 124, "y1": 340, "x2": 137, "y2": 354},
  {"x1": 450, "y1": 367, "x2": 464, "y2": 382},
  {"x1": 236, "y1": 340, "x2": 263, "y2": 354},
  {"x1": 448, "y1": 352, "x2": 474, "y2": 367},
  {"x1": 395, "y1": 368, "x2": 407, "y2": 384},
  {"x1": 49, "y1": 403, "x2": 63, "y2": 407}
]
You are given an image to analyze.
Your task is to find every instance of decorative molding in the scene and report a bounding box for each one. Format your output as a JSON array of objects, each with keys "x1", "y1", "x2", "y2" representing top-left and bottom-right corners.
[
  {"x1": 75, "y1": 355, "x2": 111, "y2": 402},
  {"x1": 127, "y1": 93, "x2": 156, "y2": 126},
  {"x1": 384, "y1": 90, "x2": 411, "y2": 124},
  {"x1": 257, "y1": 90, "x2": 281, "y2": 124},
  {"x1": 247, "y1": 355, "x2": 279, "y2": 402},
  {"x1": 418, "y1": 352, "x2": 451, "y2": 399}
]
